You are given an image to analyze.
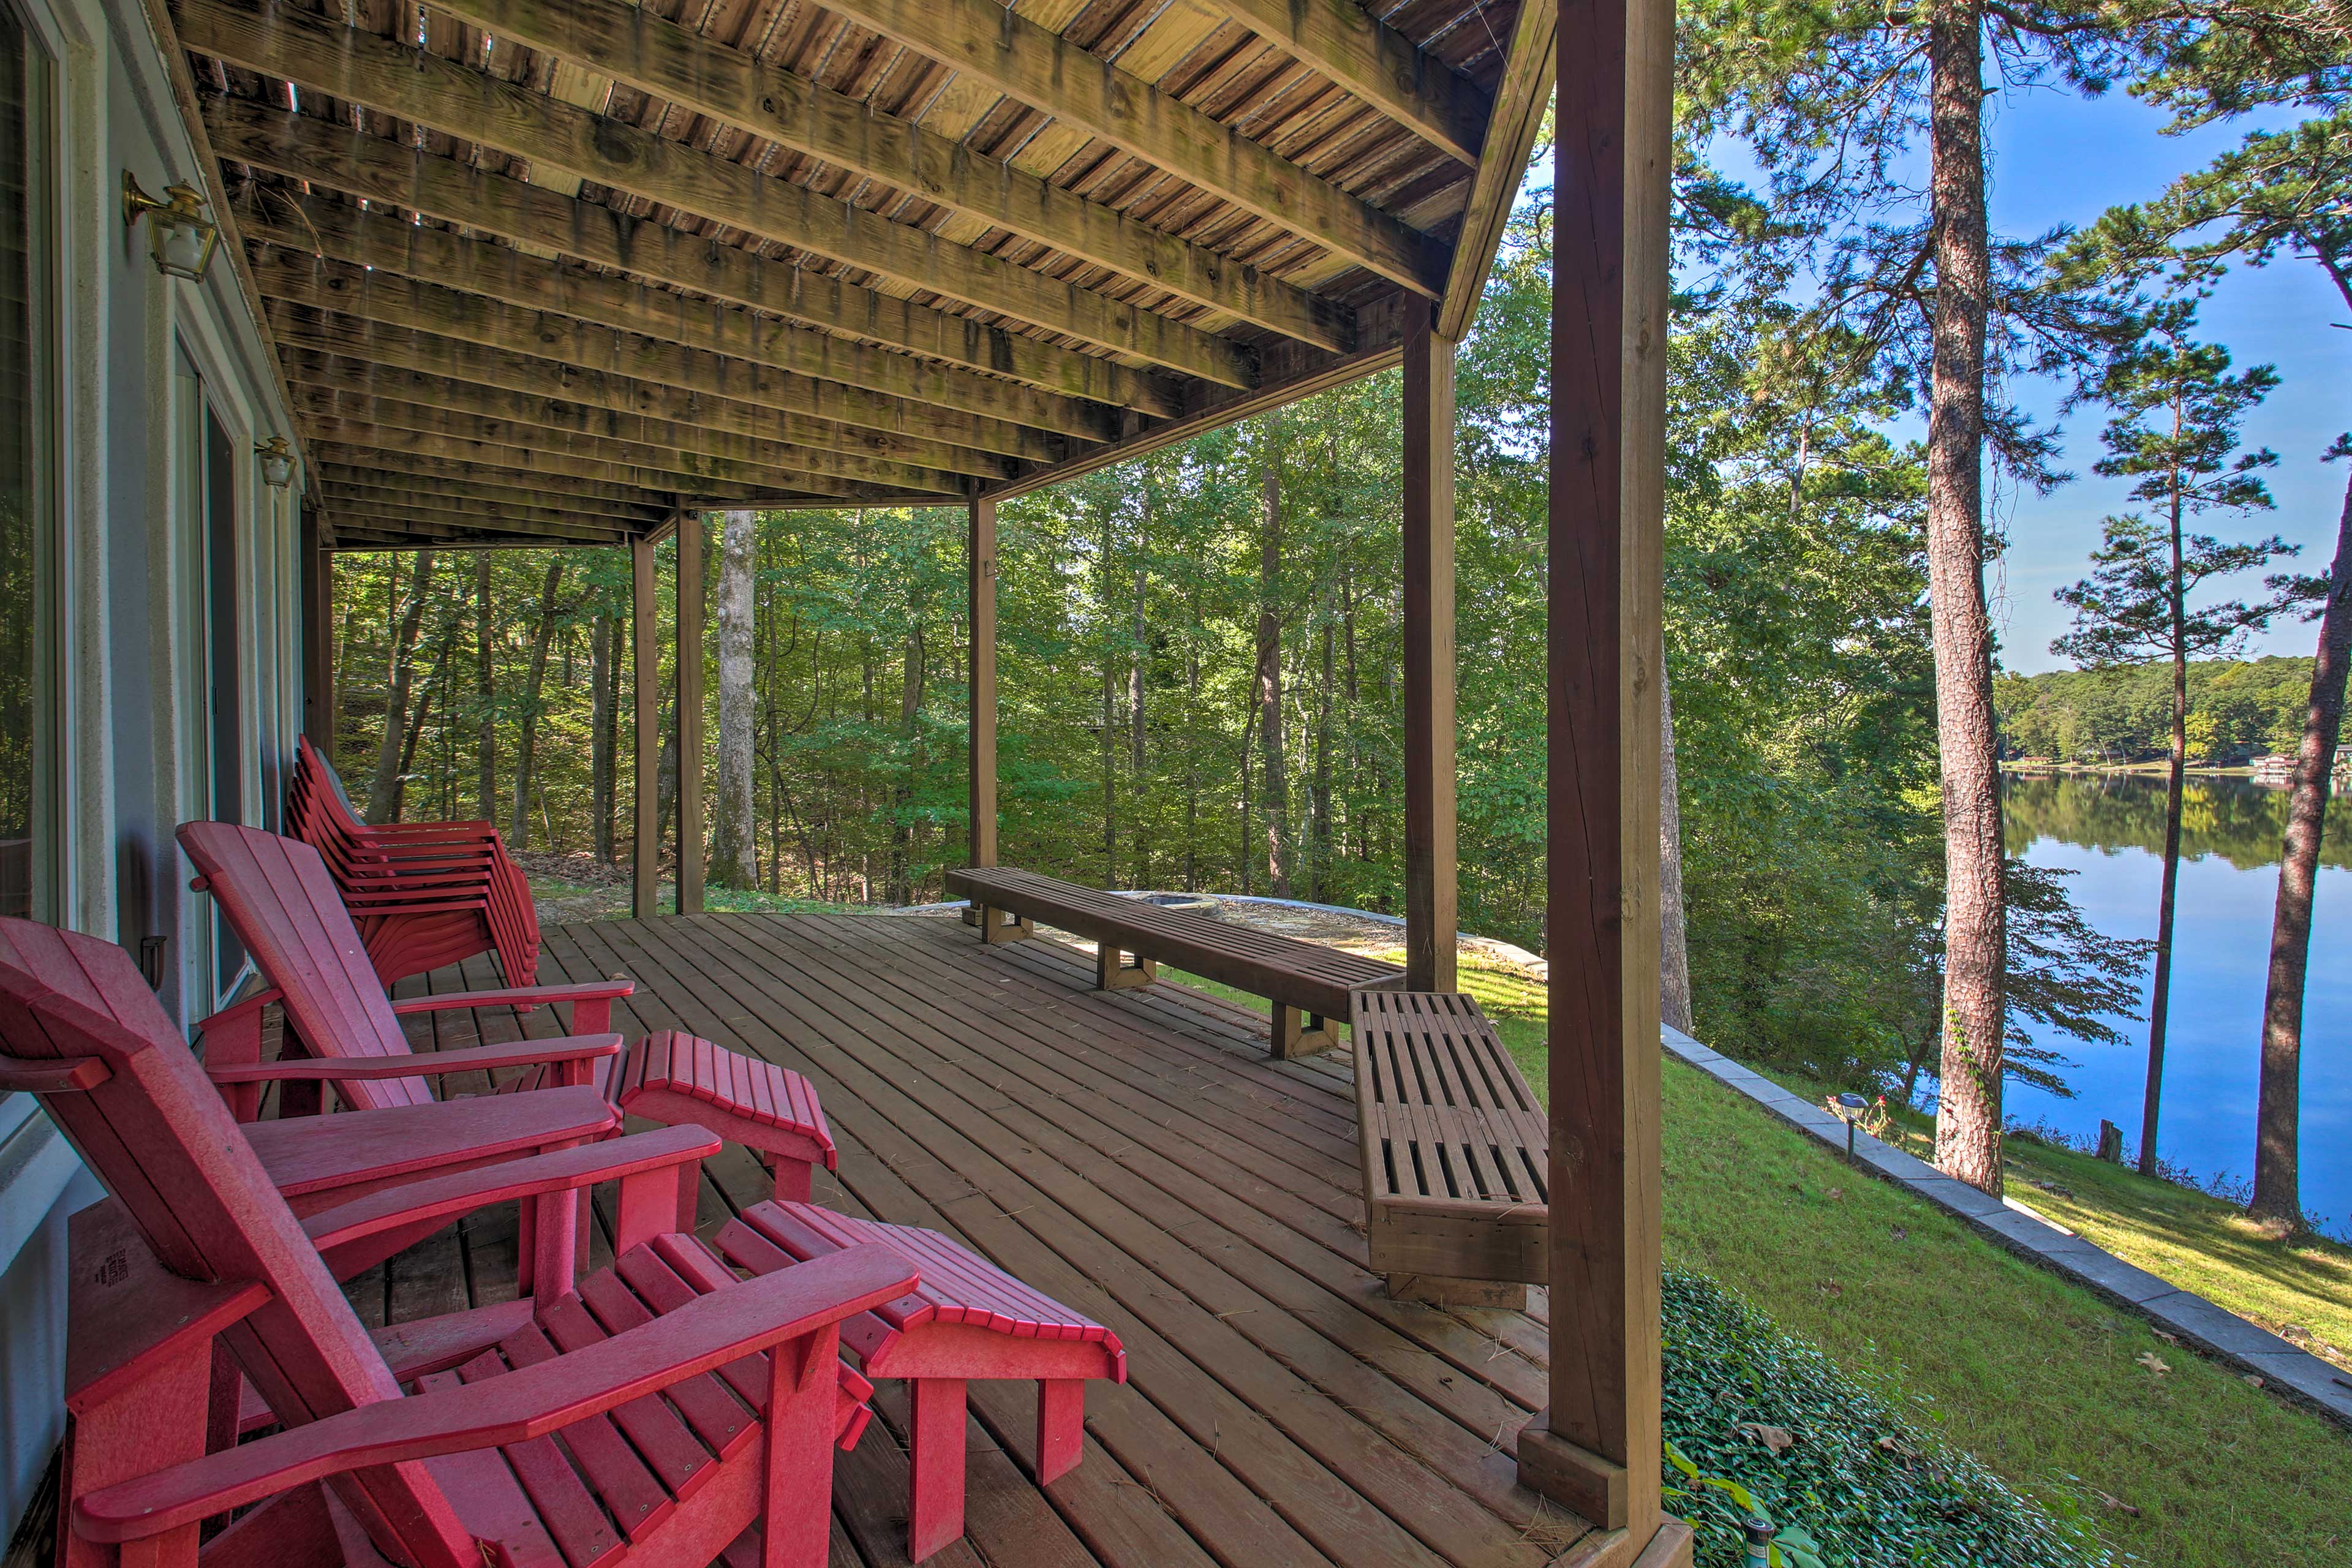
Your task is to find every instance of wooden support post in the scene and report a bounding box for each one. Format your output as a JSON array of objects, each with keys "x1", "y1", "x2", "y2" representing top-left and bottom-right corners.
[
  {"x1": 1515, "y1": 0, "x2": 1685, "y2": 1555},
  {"x1": 300, "y1": 505, "x2": 334, "y2": 751},
  {"x1": 969, "y1": 496, "x2": 998, "y2": 870},
  {"x1": 677, "y1": 512, "x2": 706, "y2": 914},
  {"x1": 631, "y1": 532, "x2": 660, "y2": 919},
  {"x1": 1402, "y1": 309, "x2": 1458, "y2": 995}
]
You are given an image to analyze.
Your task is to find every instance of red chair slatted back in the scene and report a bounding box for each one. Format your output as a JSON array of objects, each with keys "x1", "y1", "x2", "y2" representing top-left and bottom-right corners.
[
  {"x1": 178, "y1": 821, "x2": 437, "y2": 1112},
  {"x1": 0, "y1": 920, "x2": 478, "y2": 1568}
]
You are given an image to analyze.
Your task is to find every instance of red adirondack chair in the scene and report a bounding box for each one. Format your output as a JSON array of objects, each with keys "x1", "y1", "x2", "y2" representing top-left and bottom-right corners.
[
  {"x1": 181, "y1": 825, "x2": 1127, "y2": 1561},
  {"x1": 181, "y1": 822, "x2": 839, "y2": 1215},
  {"x1": 289, "y1": 735, "x2": 543, "y2": 990},
  {"x1": 0, "y1": 917, "x2": 916, "y2": 1568}
]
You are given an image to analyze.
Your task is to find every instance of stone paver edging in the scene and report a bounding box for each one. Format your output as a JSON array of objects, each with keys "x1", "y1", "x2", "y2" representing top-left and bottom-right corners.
[{"x1": 1664, "y1": 1026, "x2": 2352, "y2": 1431}]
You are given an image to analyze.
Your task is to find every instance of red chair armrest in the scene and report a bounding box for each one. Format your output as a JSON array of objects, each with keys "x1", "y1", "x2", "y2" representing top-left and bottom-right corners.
[
  {"x1": 390, "y1": 980, "x2": 634, "y2": 1015},
  {"x1": 203, "y1": 1033, "x2": 622, "y2": 1084},
  {"x1": 74, "y1": 1245, "x2": 923, "y2": 1542},
  {"x1": 301, "y1": 1126, "x2": 717, "y2": 1253}
]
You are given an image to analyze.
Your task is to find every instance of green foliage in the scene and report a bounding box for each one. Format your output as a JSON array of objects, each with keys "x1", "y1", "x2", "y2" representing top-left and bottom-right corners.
[
  {"x1": 1662, "y1": 1268, "x2": 2113, "y2": 1568},
  {"x1": 1996, "y1": 655, "x2": 2324, "y2": 761}
]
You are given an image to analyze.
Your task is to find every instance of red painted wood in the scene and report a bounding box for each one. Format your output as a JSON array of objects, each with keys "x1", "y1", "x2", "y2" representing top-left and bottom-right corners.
[
  {"x1": 76, "y1": 1246, "x2": 918, "y2": 1540},
  {"x1": 1035, "y1": 1379, "x2": 1087, "y2": 1485},
  {"x1": 0, "y1": 916, "x2": 917, "y2": 1568},
  {"x1": 205, "y1": 1033, "x2": 622, "y2": 1084},
  {"x1": 907, "y1": 1378, "x2": 968, "y2": 1563},
  {"x1": 244, "y1": 1088, "x2": 616, "y2": 1205}
]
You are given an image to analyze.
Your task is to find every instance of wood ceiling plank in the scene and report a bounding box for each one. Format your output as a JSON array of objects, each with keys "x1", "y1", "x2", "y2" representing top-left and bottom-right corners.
[
  {"x1": 423, "y1": 0, "x2": 1353, "y2": 350},
  {"x1": 251, "y1": 254, "x2": 1066, "y2": 467},
  {"x1": 176, "y1": 0, "x2": 1256, "y2": 385},
  {"x1": 815, "y1": 0, "x2": 1449, "y2": 296},
  {"x1": 312, "y1": 447, "x2": 674, "y2": 510},
  {"x1": 318, "y1": 481, "x2": 649, "y2": 537},
  {"x1": 1184, "y1": 0, "x2": 1491, "y2": 165},
  {"x1": 1435, "y1": 0, "x2": 1552, "y2": 341},
  {"x1": 205, "y1": 100, "x2": 1189, "y2": 417},
  {"x1": 278, "y1": 362, "x2": 974, "y2": 494},
  {"x1": 242, "y1": 200, "x2": 1120, "y2": 440},
  {"x1": 317, "y1": 464, "x2": 668, "y2": 521}
]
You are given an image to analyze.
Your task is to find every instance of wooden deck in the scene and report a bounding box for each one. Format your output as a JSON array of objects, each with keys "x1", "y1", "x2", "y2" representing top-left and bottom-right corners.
[{"x1": 362, "y1": 911, "x2": 1591, "y2": 1568}]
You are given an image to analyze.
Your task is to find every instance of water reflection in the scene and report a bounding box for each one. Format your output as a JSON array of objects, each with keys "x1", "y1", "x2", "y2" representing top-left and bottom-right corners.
[{"x1": 2002, "y1": 773, "x2": 2350, "y2": 1235}]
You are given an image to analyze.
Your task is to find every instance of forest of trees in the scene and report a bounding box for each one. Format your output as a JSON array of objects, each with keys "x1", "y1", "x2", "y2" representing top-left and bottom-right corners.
[{"x1": 1997, "y1": 657, "x2": 2323, "y2": 763}]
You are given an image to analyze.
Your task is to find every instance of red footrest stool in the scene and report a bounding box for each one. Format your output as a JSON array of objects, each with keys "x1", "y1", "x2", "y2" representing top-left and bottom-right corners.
[
  {"x1": 609, "y1": 1031, "x2": 838, "y2": 1216},
  {"x1": 709, "y1": 1201, "x2": 1127, "y2": 1563}
]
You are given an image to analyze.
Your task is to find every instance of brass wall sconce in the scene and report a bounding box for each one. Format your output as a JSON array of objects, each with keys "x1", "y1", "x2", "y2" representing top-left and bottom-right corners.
[{"x1": 122, "y1": 170, "x2": 220, "y2": 281}]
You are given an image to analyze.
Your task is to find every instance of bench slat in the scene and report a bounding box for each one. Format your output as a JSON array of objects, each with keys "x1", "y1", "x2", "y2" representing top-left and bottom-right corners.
[{"x1": 1351, "y1": 990, "x2": 1547, "y2": 1291}]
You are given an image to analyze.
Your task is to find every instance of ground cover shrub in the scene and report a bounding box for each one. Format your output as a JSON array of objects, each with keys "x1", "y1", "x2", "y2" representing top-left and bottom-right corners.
[{"x1": 1663, "y1": 1268, "x2": 2113, "y2": 1568}]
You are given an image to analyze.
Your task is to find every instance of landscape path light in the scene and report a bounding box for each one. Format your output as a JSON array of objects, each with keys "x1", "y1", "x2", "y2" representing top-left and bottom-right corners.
[{"x1": 1835, "y1": 1091, "x2": 1869, "y2": 1166}]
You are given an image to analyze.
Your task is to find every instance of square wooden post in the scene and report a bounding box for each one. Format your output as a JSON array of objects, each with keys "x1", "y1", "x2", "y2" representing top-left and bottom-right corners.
[
  {"x1": 969, "y1": 496, "x2": 998, "y2": 869},
  {"x1": 677, "y1": 512, "x2": 706, "y2": 914},
  {"x1": 631, "y1": 530, "x2": 662, "y2": 920},
  {"x1": 1514, "y1": 0, "x2": 1688, "y2": 1556},
  {"x1": 1403, "y1": 311, "x2": 1458, "y2": 995},
  {"x1": 300, "y1": 506, "x2": 333, "y2": 752}
]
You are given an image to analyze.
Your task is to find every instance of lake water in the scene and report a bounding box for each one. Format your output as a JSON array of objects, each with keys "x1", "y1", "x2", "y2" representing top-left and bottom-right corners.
[{"x1": 2001, "y1": 774, "x2": 2352, "y2": 1235}]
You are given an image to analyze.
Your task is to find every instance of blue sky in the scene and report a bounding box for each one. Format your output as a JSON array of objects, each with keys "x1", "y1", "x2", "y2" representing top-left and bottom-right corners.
[
  {"x1": 1658, "y1": 83, "x2": 2345, "y2": 673},
  {"x1": 1985, "y1": 89, "x2": 2345, "y2": 673}
]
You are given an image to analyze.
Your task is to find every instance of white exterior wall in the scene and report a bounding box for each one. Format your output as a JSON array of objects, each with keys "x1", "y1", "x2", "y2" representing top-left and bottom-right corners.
[{"x1": 0, "y1": 0, "x2": 309, "y2": 1539}]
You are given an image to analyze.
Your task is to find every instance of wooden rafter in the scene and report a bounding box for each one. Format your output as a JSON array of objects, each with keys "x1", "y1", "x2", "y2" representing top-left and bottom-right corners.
[
  {"x1": 240, "y1": 203, "x2": 1123, "y2": 441},
  {"x1": 1187, "y1": 0, "x2": 1494, "y2": 167},
  {"x1": 813, "y1": 0, "x2": 1450, "y2": 296},
  {"x1": 420, "y1": 0, "x2": 1354, "y2": 352},
  {"x1": 250, "y1": 262, "x2": 1068, "y2": 467},
  {"x1": 318, "y1": 486, "x2": 641, "y2": 540},
  {"x1": 303, "y1": 414, "x2": 902, "y2": 504},
  {"x1": 1436, "y1": 0, "x2": 1555, "y2": 341},
  {"x1": 311, "y1": 450, "x2": 678, "y2": 513},
  {"x1": 326, "y1": 512, "x2": 636, "y2": 547},
  {"x1": 176, "y1": 0, "x2": 1256, "y2": 386},
  {"x1": 268, "y1": 320, "x2": 1017, "y2": 482},
  {"x1": 205, "y1": 102, "x2": 1190, "y2": 417},
  {"x1": 316, "y1": 467, "x2": 668, "y2": 524},
  {"x1": 280, "y1": 374, "x2": 972, "y2": 496}
]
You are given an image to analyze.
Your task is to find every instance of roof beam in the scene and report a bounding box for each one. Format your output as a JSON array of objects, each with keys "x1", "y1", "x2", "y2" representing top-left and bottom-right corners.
[
  {"x1": 242, "y1": 202, "x2": 1119, "y2": 441},
  {"x1": 319, "y1": 481, "x2": 648, "y2": 538},
  {"x1": 815, "y1": 0, "x2": 1449, "y2": 296},
  {"x1": 1189, "y1": 0, "x2": 1493, "y2": 167},
  {"x1": 317, "y1": 464, "x2": 668, "y2": 522},
  {"x1": 326, "y1": 512, "x2": 637, "y2": 547},
  {"x1": 277, "y1": 361, "x2": 974, "y2": 495},
  {"x1": 206, "y1": 100, "x2": 1185, "y2": 418},
  {"x1": 422, "y1": 0, "x2": 1352, "y2": 351},
  {"x1": 1436, "y1": 0, "x2": 1555, "y2": 341},
  {"x1": 304, "y1": 414, "x2": 875, "y2": 502},
  {"x1": 268, "y1": 309, "x2": 1016, "y2": 481},
  {"x1": 312, "y1": 448, "x2": 674, "y2": 512},
  {"x1": 176, "y1": 0, "x2": 1254, "y2": 386},
  {"x1": 251, "y1": 255, "x2": 1066, "y2": 466}
]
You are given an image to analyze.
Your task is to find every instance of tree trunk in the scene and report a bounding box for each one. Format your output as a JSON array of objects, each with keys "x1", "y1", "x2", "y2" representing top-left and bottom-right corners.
[
  {"x1": 1312, "y1": 557, "x2": 1335, "y2": 902},
  {"x1": 390, "y1": 625, "x2": 454, "y2": 822},
  {"x1": 710, "y1": 509, "x2": 759, "y2": 889},
  {"x1": 508, "y1": 557, "x2": 567, "y2": 852},
  {"x1": 475, "y1": 555, "x2": 499, "y2": 824},
  {"x1": 364, "y1": 550, "x2": 435, "y2": 824},
  {"x1": 1924, "y1": 0, "x2": 2007, "y2": 1197},
  {"x1": 889, "y1": 610, "x2": 924, "y2": 905},
  {"x1": 1129, "y1": 560, "x2": 1148, "y2": 888},
  {"x1": 2142, "y1": 496, "x2": 2190, "y2": 1175},
  {"x1": 590, "y1": 609, "x2": 616, "y2": 864},
  {"x1": 1257, "y1": 423, "x2": 1292, "y2": 897},
  {"x1": 2252, "y1": 465, "x2": 2352, "y2": 1224},
  {"x1": 1659, "y1": 661, "x2": 1694, "y2": 1035}
]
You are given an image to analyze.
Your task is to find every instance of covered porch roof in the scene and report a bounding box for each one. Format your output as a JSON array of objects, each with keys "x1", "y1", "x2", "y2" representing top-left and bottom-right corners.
[{"x1": 154, "y1": 0, "x2": 1555, "y2": 548}]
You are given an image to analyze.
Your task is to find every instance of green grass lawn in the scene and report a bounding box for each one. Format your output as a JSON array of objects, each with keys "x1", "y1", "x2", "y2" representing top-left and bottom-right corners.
[{"x1": 1167, "y1": 950, "x2": 2352, "y2": 1565}]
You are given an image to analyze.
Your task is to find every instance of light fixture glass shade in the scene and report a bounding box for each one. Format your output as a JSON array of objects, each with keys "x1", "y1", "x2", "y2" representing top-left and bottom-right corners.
[
  {"x1": 256, "y1": 437, "x2": 295, "y2": 489},
  {"x1": 123, "y1": 172, "x2": 220, "y2": 281}
]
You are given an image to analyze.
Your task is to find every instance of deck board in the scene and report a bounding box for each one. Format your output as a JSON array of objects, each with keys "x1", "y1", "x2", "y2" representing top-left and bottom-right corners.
[{"x1": 366, "y1": 911, "x2": 1586, "y2": 1568}]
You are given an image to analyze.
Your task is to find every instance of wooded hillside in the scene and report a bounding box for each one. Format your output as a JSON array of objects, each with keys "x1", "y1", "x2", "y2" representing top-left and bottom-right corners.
[{"x1": 1996, "y1": 657, "x2": 2320, "y2": 764}]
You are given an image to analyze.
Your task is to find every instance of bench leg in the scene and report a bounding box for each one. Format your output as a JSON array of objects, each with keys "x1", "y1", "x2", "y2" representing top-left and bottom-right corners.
[
  {"x1": 1093, "y1": 946, "x2": 1157, "y2": 991},
  {"x1": 907, "y1": 1376, "x2": 968, "y2": 1562},
  {"x1": 976, "y1": 905, "x2": 1033, "y2": 945},
  {"x1": 1035, "y1": 1379, "x2": 1087, "y2": 1486},
  {"x1": 1270, "y1": 1003, "x2": 1339, "y2": 1060}
]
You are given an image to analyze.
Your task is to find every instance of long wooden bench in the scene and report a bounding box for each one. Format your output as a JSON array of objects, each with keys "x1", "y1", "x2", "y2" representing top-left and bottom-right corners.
[
  {"x1": 1351, "y1": 989, "x2": 1547, "y2": 1306},
  {"x1": 942, "y1": 865, "x2": 1406, "y2": 1058}
]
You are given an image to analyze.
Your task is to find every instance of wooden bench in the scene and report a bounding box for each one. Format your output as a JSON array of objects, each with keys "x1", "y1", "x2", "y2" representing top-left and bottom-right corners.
[
  {"x1": 943, "y1": 865, "x2": 1406, "y2": 1058},
  {"x1": 1351, "y1": 990, "x2": 1547, "y2": 1306}
]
